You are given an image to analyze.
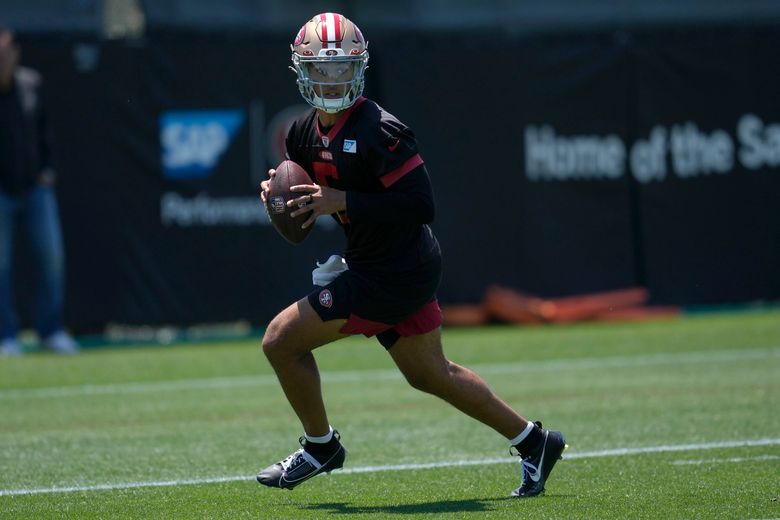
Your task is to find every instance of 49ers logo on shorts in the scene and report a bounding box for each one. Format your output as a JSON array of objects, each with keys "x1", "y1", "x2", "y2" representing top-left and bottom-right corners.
[{"x1": 318, "y1": 289, "x2": 333, "y2": 308}]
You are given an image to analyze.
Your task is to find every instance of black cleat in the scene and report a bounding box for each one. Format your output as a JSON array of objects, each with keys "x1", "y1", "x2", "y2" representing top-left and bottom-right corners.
[
  {"x1": 256, "y1": 432, "x2": 346, "y2": 490},
  {"x1": 510, "y1": 422, "x2": 567, "y2": 498}
]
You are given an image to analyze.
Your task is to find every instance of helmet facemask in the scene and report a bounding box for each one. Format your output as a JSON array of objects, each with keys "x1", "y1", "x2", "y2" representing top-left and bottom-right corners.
[
  {"x1": 290, "y1": 13, "x2": 369, "y2": 113},
  {"x1": 292, "y1": 54, "x2": 368, "y2": 113}
]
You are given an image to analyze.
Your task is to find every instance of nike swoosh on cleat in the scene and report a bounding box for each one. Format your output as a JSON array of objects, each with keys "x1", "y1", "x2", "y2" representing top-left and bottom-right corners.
[
  {"x1": 526, "y1": 463, "x2": 541, "y2": 482},
  {"x1": 527, "y1": 432, "x2": 549, "y2": 482},
  {"x1": 527, "y1": 465, "x2": 542, "y2": 482},
  {"x1": 279, "y1": 448, "x2": 343, "y2": 486},
  {"x1": 387, "y1": 138, "x2": 400, "y2": 152},
  {"x1": 280, "y1": 463, "x2": 317, "y2": 485},
  {"x1": 280, "y1": 470, "x2": 312, "y2": 486},
  {"x1": 284, "y1": 468, "x2": 311, "y2": 482}
]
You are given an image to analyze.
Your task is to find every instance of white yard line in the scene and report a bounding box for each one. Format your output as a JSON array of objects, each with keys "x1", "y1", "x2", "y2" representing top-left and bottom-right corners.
[
  {"x1": 1, "y1": 437, "x2": 778, "y2": 497},
  {"x1": 1, "y1": 346, "x2": 777, "y2": 400},
  {"x1": 672, "y1": 454, "x2": 779, "y2": 465},
  {"x1": 339, "y1": 438, "x2": 780, "y2": 473}
]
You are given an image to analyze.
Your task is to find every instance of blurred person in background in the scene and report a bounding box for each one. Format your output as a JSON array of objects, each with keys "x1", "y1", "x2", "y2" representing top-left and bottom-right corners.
[{"x1": 0, "y1": 28, "x2": 78, "y2": 356}]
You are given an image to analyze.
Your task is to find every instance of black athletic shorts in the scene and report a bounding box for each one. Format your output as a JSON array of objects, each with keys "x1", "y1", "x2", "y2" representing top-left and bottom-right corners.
[{"x1": 307, "y1": 255, "x2": 443, "y2": 349}]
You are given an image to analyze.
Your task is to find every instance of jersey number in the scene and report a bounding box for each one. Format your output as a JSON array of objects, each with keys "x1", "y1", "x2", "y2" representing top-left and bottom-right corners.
[
  {"x1": 312, "y1": 162, "x2": 349, "y2": 224},
  {"x1": 312, "y1": 161, "x2": 339, "y2": 186}
]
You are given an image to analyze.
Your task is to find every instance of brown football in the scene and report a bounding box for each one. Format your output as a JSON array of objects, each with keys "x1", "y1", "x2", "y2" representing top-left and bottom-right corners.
[{"x1": 265, "y1": 160, "x2": 314, "y2": 245}]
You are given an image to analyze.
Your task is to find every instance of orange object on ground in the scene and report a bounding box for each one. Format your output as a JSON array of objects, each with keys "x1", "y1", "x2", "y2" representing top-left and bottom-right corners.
[
  {"x1": 540, "y1": 287, "x2": 649, "y2": 323},
  {"x1": 441, "y1": 304, "x2": 489, "y2": 326},
  {"x1": 482, "y1": 285, "x2": 656, "y2": 324},
  {"x1": 445, "y1": 285, "x2": 674, "y2": 326},
  {"x1": 483, "y1": 285, "x2": 547, "y2": 324}
]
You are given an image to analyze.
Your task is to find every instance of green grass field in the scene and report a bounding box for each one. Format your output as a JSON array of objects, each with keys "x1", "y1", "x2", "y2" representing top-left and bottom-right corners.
[{"x1": 1, "y1": 310, "x2": 779, "y2": 519}]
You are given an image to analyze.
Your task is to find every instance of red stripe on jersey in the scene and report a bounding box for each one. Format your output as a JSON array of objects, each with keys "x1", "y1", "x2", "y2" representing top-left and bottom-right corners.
[
  {"x1": 315, "y1": 96, "x2": 367, "y2": 144},
  {"x1": 334, "y1": 14, "x2": 342, "y2": 47},
  {"x1": 380, "y1": 154, "x2": 425, "y2": 188}
]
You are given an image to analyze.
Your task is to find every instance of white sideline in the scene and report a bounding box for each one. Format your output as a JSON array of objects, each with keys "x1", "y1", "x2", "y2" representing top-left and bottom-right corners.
[
  {"x1": 1, "y1": 437, "x2": 778, "y2": 497},
  {"x1": 1, "y1": 346, "x2": 778, "y2": 400}
]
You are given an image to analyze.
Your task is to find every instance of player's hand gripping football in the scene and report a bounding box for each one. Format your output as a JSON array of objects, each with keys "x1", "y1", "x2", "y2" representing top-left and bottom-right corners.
[
  {"x1": 288, "y1": 183, "x2": 347, "y2": 229},
  {"x1": 259, "y1": 168, "x2": 275, "y2": 205}
]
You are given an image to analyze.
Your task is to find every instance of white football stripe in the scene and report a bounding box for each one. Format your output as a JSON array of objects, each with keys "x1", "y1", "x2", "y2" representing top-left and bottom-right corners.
[{"x1": 1, "y1": 437, "x2": 778, "y2": 497}]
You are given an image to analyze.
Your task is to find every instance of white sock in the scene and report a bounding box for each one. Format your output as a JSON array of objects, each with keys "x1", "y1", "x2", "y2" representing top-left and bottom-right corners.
[
  {"x1": 509, "y1": 422, "x2": 535, "y2": 446},
  {"x1": 305, "y1": 426, "x2": 334, "y2": 444}
]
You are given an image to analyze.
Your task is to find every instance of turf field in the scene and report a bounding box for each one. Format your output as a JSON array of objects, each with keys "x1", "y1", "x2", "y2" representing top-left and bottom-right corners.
[{"x1": 1, "y1": 310, "x2": 779, "y2": 519}]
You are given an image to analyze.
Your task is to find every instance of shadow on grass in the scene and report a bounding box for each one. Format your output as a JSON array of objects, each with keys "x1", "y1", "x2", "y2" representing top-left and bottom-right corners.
[{"x1": 302, "y1": 497, "x2": 511, "y2": 515}]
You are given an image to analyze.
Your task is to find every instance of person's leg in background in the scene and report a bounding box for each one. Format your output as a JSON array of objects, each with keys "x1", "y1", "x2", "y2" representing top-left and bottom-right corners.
[
  {"x1": 25, "y1": 185, "x2": 78, "y2": 353},
  {"x1": 0, "y1": 189, "x2": 22, "y2": 355}
]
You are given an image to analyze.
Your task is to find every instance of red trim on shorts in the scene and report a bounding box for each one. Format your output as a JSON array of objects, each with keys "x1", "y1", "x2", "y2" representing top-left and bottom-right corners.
[
  {"x1": 394, "y1": 300, "x2": 443, "y2": 336},
  {"x1": 380, "y1": 154, "x2": 424, "y2": 188},
  {"x1": 339, "y1": 299, "x2": 443, "y2": 338},
  {"x1": 340, "y1": 314, "x2": 391, "y2": 337}
]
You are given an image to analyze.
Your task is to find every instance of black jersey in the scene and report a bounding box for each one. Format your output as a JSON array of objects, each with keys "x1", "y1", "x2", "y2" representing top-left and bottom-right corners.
[{"x1": 285, "y1": 97, "x2": 441, "y2": 275}]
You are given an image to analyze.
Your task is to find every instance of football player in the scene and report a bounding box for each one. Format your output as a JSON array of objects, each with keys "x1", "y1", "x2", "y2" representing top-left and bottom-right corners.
[{"x1": 257, "y1": 12, "x2": 566, "y2": 498}]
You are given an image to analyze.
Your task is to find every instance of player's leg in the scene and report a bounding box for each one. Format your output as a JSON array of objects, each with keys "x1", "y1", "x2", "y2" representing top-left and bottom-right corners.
[
  {"x1": 387, "y1": 328, "x2": 566, "y2": 497},
  {"x1": 387, "y1": 327, "x2": 527, "y2": 438},
  {"x1": 257, "y1": 296, "x2": 349, "y2": 489},
  {"x1": 261, "y1": 296, "x2": 348, "y2": 436}
]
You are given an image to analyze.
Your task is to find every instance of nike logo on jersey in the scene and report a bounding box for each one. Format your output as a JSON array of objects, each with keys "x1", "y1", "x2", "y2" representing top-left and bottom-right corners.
[
  {"x1": 343, "y1": 139, "x2": 357, "y2": 153},
  {"x1": 387, "y1": 138, "x2": 400, "y2": 152}
]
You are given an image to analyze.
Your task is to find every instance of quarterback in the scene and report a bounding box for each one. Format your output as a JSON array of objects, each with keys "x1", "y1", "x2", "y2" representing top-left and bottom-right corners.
[{"x1": 257, "y1": 12, "x2": 566, "y2": 498}]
